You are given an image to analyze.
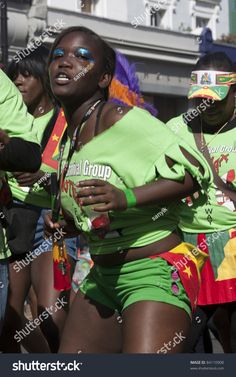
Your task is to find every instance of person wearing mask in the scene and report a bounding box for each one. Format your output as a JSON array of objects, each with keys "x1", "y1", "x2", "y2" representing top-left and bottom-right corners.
[{"x1": 167, "y1": 52, "x2": 236, "y2": 353}]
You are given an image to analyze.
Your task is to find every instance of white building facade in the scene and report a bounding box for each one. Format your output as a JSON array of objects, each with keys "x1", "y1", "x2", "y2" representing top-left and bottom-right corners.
[{"x1": 1, "y1": 0, "x2": 230, "y2": 121}]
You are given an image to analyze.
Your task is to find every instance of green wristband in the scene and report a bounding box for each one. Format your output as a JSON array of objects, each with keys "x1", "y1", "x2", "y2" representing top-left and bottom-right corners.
[{"x1": 123, "y1": 188, "x2": 137, "y2": 208}]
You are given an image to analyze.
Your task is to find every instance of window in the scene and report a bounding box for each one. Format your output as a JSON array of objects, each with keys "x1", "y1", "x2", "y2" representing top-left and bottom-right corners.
[
  {"x1": 150, "y1": 8, "x2": 165, "y2": 27},
  {"x1": 196, "y1": 16, "x2": 209, "y2": 28},
  {"x1": 195, "y1": 1, "x2": 215, "y2": 8},
  {"x1": 80, "y1": 0, "x2": 92, "y2": 13}
]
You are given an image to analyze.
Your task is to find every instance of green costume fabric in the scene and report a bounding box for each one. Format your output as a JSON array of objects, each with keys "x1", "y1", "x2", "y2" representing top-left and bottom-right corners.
[
  {"x1": 0, "y1": 69, "x2": 38, "y2": 142},
  {"x1": 60, "y1": 107, "x2": 212, "y2": 255},
  {"x1": 80, "y1": 256, "x2": 191, "y2": 317},
  {"x1": 167, "y1": 114, "x2": 236, "y2": 233},
  {"x1": 8, "y1": 109, "x2": 54, "y2": 208},
  {"x1": 0, "y1": 69, "x2": 39, "y2": 259}
]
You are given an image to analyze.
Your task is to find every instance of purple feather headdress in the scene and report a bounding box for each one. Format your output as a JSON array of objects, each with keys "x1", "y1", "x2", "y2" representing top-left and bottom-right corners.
[{"x1": 109, "y1": 51, "x2": 158, "y2": 116}]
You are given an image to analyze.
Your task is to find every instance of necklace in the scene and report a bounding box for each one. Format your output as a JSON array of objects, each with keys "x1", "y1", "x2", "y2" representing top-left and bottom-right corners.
[
  {"x1": 60, "y1": 98, "x2": 103, "y2": 182},
  {"x1": 199, "y1": 109, "x2": 236, "y2": 226},
  {"x1": 51, "y1": 98, "x2": 103, "y2": 222},
  {"x1": 200, "y1": 110, "x2": 236, "y2": 152}
]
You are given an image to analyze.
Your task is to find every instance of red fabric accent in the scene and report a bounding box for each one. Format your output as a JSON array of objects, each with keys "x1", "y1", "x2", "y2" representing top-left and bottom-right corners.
[
  {"x1": 149, "y1": 253, "x2": 166, "y2": 259},
  {"x1": 42, "y1": 109, "x2": 67, "y2": 169},
  {"x1": 230, "y1": 231, "x2": 236, "y2": 239},
  {"x1": 53, "y1": 260, "x2": 71, "y2": 291},
  {"x1": 150, "y1": 251, "x2": 199, "y2": 312},
  {"x1": 197, "y1": 233, "x2": 236, "y2": 305}
]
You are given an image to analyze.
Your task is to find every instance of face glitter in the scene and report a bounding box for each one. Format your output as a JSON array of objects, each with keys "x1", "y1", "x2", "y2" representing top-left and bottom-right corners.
[
  {"x1": 52, "y1": 47, "x2": 64, "y2": 59},
  {"x1": 52, "y1": 47, "x2": 95, "y2": 63},
  {"x1": 74, "y1": 47, "x2": 95, "y2": 63}
]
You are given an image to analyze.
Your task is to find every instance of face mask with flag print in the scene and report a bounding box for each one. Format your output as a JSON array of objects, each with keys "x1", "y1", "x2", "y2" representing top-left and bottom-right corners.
[{"x1": 188, "y1": 70, "x2": 236, "y2": 101}]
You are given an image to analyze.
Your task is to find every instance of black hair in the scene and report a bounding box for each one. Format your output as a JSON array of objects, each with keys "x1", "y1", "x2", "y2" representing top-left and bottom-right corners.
[
  {"x1": 48, "y1": 26, "x2": 116, "y2": 100},
  {"x1": 8, "y1": 45, "x2": 59, "y2": 150},
  {"x1": 7, "y1": 45, "x2": 52, "y2": 97},
  {"x1": 195, "y1": 52, "x2": 234, "y2": 71}
]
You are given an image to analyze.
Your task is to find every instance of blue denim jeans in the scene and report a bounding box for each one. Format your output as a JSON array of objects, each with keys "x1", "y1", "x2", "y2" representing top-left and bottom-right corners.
[
  {"x1": 12, "y1": 201, "x2": 79, "y2": 260},
  {"x1": 0, "y1": 259, "x2": 8, "y2": 336}
]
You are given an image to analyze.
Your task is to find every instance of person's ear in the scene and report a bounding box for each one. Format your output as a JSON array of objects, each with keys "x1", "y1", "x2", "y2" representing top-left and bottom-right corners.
[{"x1": 98, "y1": 72, "x2": 112, "y2": 90}]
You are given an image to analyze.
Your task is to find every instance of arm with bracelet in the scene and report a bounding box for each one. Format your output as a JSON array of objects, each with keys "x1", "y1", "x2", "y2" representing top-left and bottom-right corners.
[{"x1": 76, "y1": 148, "x2": 203, "y2": 212}]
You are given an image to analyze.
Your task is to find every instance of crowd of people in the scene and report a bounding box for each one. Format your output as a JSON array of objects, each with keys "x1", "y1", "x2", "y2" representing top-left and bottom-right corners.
[{"x1": 0, "y1": 24, "x2": 236, "y2": 353}]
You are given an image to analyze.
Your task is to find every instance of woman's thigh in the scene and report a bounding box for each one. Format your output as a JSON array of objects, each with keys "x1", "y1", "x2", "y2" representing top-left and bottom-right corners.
[
  {"x1": 59, "y1": 290, "x2": 122, "y2": 353},
  {"x1": 0, "y1": 257, "x2": 31, "y2": 352},
  {"x1": 122, "y1": 301, "x2": 191, "y2": 353},
  {"x1": 6, "y1": 257, "x2": 31, "y2": 313}
]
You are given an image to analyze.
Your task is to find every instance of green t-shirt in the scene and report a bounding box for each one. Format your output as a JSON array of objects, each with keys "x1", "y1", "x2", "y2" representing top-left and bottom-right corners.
[
  {"x1": 8, "y1": 109, "x2": 54, "y2": 208},
  {"x1": 60, "y1": 107, "x2": 212, "y2": 255},
  {"x1": 0, "y1": 68, "x2": 39, "y2": 259},
  {"x1": 166, "y1": 114, "x2": 236, "y2": 233}
]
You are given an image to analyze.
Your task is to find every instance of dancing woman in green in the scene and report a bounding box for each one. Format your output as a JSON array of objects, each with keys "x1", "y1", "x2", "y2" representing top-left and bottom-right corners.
[{"x1": 46, "y1": 26, "x2": 212, "y2": 353}]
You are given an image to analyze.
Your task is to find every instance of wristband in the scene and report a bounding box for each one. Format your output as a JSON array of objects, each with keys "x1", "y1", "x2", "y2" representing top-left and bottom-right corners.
[{"x1": 123, "y1": 188, "x2": 137, "y2": 208}]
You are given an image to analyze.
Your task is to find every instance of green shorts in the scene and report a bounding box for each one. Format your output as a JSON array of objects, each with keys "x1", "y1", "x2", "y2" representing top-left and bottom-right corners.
[{"x1": 79, "y1": 256, "x2": 191, "y2": 318}]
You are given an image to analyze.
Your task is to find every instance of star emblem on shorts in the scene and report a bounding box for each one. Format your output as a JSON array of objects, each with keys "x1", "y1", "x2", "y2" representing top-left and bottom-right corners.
[
  {"x1": 183, "y1": 266, "x2": 192, "y2": 279},
  {"x1": 52, "y1": 134, "x2": 59, "y2": 142}
]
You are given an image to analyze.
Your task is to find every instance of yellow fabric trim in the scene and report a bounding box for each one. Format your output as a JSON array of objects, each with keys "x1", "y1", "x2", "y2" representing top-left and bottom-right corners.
[
  {"x1": 169, "y1": 242, "x2": 208, "y2": 279},
  {"x1": 217, "y1": 229, "x2": 236, "y2": 281}
]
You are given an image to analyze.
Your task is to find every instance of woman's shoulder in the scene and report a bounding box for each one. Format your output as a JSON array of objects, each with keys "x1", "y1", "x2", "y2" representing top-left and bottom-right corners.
[
  {"x1": 96, "y1": 102, "x2": 131, "y2": 134},
  {"x1": 101, "y1": 102, "x2": 163, "y2": 132},
  {"x1": 102, "y1": 102, "x2": 132, "y2": 125}
]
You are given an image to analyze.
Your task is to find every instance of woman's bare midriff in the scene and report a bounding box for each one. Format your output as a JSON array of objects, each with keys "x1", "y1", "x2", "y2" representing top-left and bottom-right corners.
[{"x1": 91, "y1": 232, "x2": 182, "y2": 267}]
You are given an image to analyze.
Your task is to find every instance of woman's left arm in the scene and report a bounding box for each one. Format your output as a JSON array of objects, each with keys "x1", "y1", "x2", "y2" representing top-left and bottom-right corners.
[
  {"x1": 75, "y1": 171, "x2": 199, "y2": 212},
  {"x1": 75, "y1": 145, "x2": 206, "y2": 212}
]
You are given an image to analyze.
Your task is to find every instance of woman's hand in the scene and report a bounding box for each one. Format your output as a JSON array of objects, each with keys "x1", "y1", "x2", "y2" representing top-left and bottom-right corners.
[
  {"x1": 44, "y1": 211, "x2": 64, "y2": 238},
  {"x1": 13, "y1": 170, "x2": 45, "y2": 186},
  {"x1": 76, "y1": 179, "x2": 127, "y2": 212},
  {"x1": 44, "y1": 211, "x2": 80, "y2": 238}
]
